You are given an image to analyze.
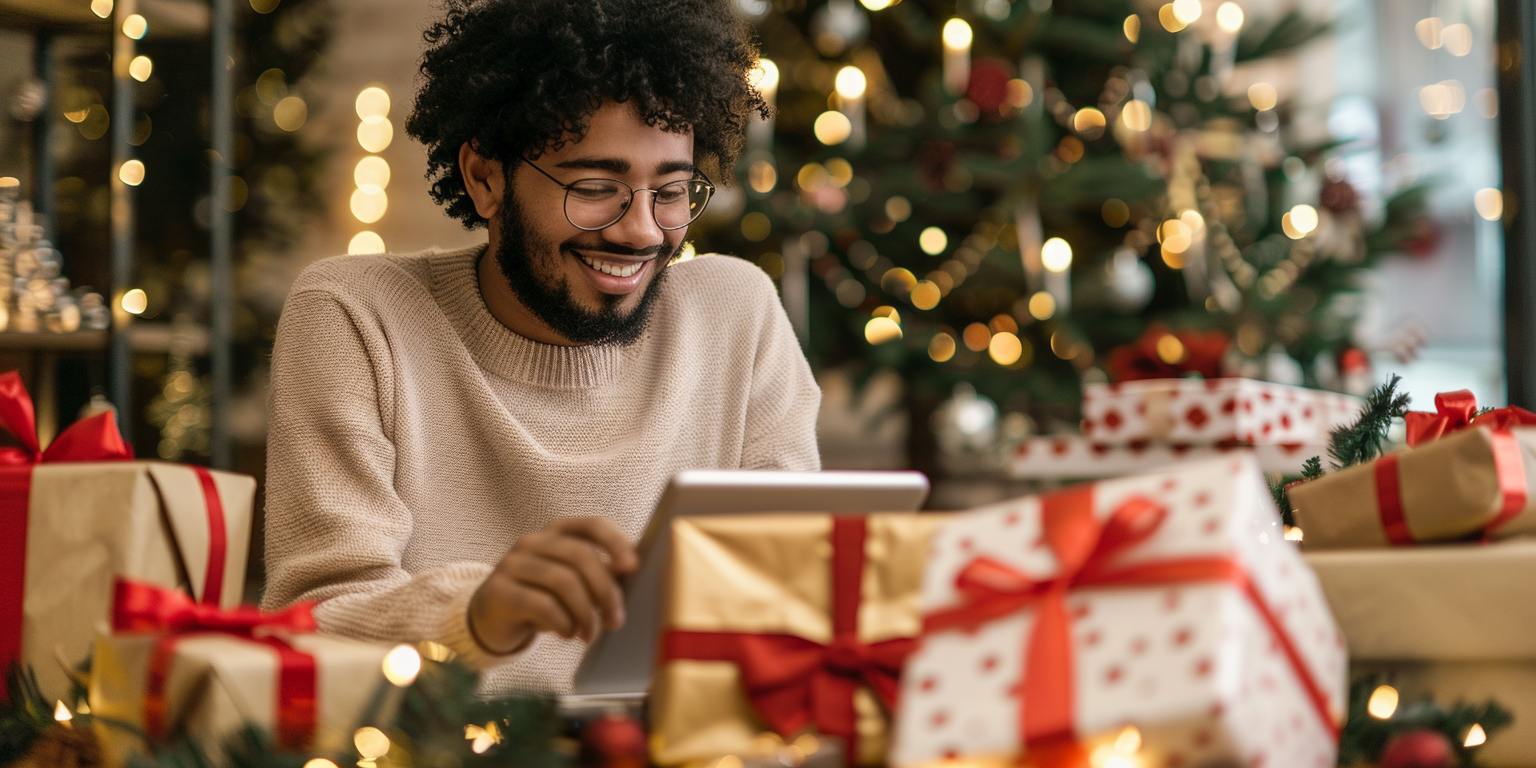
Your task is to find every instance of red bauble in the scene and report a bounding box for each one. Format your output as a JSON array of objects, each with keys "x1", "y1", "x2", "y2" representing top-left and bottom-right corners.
[
  {"x1": 580, "y1": 714, "x2": 647, "y2": 768},
  {"x1": 1379, "y1": 729, "x2": 1455, "y2": 768},
  {"x1": 1338, "y1": 347, "x2": 1370, "y2": 375},
  {"x1": 966, "y1": 58, "x2": 1013, "y2": 115}
]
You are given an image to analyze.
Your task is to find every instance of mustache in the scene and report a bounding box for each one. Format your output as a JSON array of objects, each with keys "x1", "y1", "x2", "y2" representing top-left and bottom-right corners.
[{"x1": 560, "y1": 240, "x2": 672, "y2": 260}]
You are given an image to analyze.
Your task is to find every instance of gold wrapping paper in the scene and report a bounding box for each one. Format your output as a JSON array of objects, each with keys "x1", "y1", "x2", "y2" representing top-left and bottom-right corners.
[
  {"x1": 1290, "y1": 428, "x2": 1536, "y2": 549},
  {"x1": 88, "y1": 631, "x2": 391, "y2": 766},
  {"x1": 649, "y1": 513, "x2": 942, "y2": 767},
  {"x1": 18, "y1": 462, "x2": 255, "y2": 703}
]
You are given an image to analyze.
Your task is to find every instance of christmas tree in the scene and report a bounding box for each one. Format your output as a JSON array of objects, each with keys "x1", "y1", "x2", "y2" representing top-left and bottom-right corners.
[{"x1": 690, "y1": 0, "x2": 1429, "y2": 474}]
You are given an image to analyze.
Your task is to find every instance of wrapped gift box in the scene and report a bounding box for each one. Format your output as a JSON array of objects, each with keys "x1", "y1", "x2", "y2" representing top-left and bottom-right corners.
[
  {"x1": 890, "y1": 456, "x2": 1347, "y2": 768},
  {"x1": 0, "y1": 371, "x2": 254, "y2": 704},
  {"x1": 649, "y1": 513, "x2": 943, "y2": 767},
  {"x1": 1289, "y1": 427, "x2": 1536, "y2": 549},
  {"x1": 89, "y1": 583, "x2": 392, "y2": 764},
  {"x1": 1307, "y1": 541, "x2": 1536, "y2": 768},
  {"x1": 1010, "y1": 434, "x2": 1325, "y2": 480},
  {"x1": 1081, "y1": 379, "x2": 1362, "y2": 447}
]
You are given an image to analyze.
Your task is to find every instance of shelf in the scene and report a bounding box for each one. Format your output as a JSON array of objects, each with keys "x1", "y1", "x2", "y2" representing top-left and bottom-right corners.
[{"x1": 0, "y1": 329, "x2": 107, "y2": 352}]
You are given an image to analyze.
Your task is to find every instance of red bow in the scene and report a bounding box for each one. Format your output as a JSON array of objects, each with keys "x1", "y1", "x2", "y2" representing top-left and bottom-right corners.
[
  {"x1": 660, "y1": 517, "x2": 913, "y2": 766},
  {"x1": 924, "y1": 487, "x2": 1337, "y2": 767},
  {"x1": 1405, "y1": 390, "x2": 1536, "y2": 447},
  {"x1": 113, "y1": 580, "x2": 319, "y2": 750}
]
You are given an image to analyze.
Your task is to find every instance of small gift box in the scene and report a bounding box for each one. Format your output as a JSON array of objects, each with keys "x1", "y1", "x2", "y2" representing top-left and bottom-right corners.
[
  {"x1": 1010, "y1": 434, "x2": 1325, "y2": 481},
  {"x1": 89, "y1": 580, "x2": 394, "y2": 764},
  {"x1": 1289, "y1": 392, "x2": 1536, "y2": 549},
  {"x1": 0, "y1": 372, "x2": 254, "y2": 703},
  {"x1": 1081, "y1": 378, "x2": 1362, "y2": 448},
  {"x1": 890, "y1": 456, "x2": 1347, "y2": 768},
  {"x1": 649, "y1": 513, "x2": 943, "y2": 767}
]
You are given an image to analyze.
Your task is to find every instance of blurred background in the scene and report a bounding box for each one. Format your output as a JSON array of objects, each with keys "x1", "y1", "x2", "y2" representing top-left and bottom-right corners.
[{"x1": 0, "y1": 0, "x2": 1526, "y2": 514}]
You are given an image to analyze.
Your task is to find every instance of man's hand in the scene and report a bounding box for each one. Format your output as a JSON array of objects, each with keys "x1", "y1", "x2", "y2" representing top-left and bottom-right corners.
[{"x1": 468, "y1": 517, "x2": 639, "y2": 654}]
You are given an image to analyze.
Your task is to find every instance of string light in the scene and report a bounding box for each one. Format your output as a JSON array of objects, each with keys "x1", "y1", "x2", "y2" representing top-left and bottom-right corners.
[
  {"x1": 929, "y1": 333, "x2": 956, "y2": 362},
  {"x1": 813, "y1": 111, "x2": 853, "y2": 145},
  {"x1": 303, "y1": 761, "x2": 339, "y2": 768},
  {"x1": 1465, "y1": 723, "x2": 1487, "y2": 747},
  {"x1": 1216, "y1": 2, "x2": 1244, "y2": 32},
  {"x1": 121, "y1": 288, "x2": 148, "y2": 315},
  {"x1": 358, "y1": 119, "x2": 393, "y2": 152},
  {"x1": 382, "y1": 644, "x2": 422, "y2": 687},
  {"x1": 1123, "y1": 14, "x2": 1140, "y2": 43},
  {"x1": 835, "y1": 66, "x2": 867, "y2": 100},
  {"x1": 274, "y1": 96, "x2": 307, "y2": 131},
  {"x1": 129, "y1": 55, "x2": 153, "y2": 82},
  {"x1": 54, "y1": 701, "x2": 72, "y2": 725},
  {"x1": 1120, "y1": 100, "x2": 1152, "y2": 131},
  {"x1": 1475, "y1": 188, "x2": 1504, "y2": 221},
  {"x1": 1367, "y1": 685, "x2": 1399, "y2": 719},
  {"x1": 119, "y1": 159, "x2": 145, "y2": 186},
  {"x1": 942, "y1": 18, "x2": 972, "y2": 49},
  {"x1": 354, "y1": 727, "x2": 390, "y2": 760},
  {"x1": 122, "y1": 13, "x2": 146, "y2": 38},
  {"x1": 1284, "y1": 526, "x2": 1304, "y2": 541},
  {"x1": 350, "y1": 188, "x2": 388, "y2": 223},
  {"x1": 1158, "y1": 4, "x2": 1187, "y2": 32},
  {"x1": 865, "y1": 316, "x2": 902, "y2": 345},
  {"x1": 1416, "y1": 17, "x2": 1444, "y2": 49},
  {"x1": 989, "y1": 332, "x2": 1023, "y2": 365},
  {"x1": 354, "y1": 156, "x2": 391, "y2": 193},
  {"x1": 1248, "y1": 83, "x2": 1278, "y2": 111},
  {"x1": 355, "y1": 87, "x2": 390, "y2": 120},
  {"x1": 1029, "y1": 291, "x2": 1056, "y2": 320},
  {"x1": 1041, "y1": 237, "x2": 1072, "y2": 272},
  {"x1": 90, "y1": 0, "x2": 112, "y2": 18},
  {"x1": 920, "y1": 227, "x2": 948, "y2": 255},
  {"x1": 1170, "y1": 0, "x2": 1201, "y2": 24},
  {"x1": 348, "y1": 231, "x2": 386, "y2": 255}
]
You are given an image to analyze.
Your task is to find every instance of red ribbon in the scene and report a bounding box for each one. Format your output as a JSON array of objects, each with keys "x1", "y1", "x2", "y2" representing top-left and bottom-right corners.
[
  {"x1": 659, "y1": 517, "x2": 914, "y2": 765},
  {"x1": 1405, "y1": 390, "x2": 1536, "y2": 447},
  {"x1": 0, "y1": 371, "x2": 134, "y2": 699},
  {"x1": 113, "y1": 579, "x2": 318, "y2": 750},
  {"x1": 923, "y1": 487, "x2": 1338, "y2": 768}
]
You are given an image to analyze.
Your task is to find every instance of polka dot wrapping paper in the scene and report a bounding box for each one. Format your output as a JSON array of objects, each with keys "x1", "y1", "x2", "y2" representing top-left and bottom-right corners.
[
  {"x1": 889, "y1": 456, "x2": 1347, "y2": 768},
  {"x1": 1010, "y1": 435, "x2": 1327, "y2": 480},
  {"x1": 1081, "y1": 379, "x2": 1363, "y2": 448}
]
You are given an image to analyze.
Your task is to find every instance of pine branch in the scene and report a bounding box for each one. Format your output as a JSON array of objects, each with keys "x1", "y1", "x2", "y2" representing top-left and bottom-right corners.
[
  {"x1": 1338, "y1": 675, "x2": 1512, "y2": 766},
  {"x1": 1328, "y1": 375, "x2": 1411, "y2": 469},
  {"x1": 1271, "y1": 455, "x2": 1324, "y2": 527},
  {"x1": 0, "y1": 664, "x2": 53, "y2": 764}
]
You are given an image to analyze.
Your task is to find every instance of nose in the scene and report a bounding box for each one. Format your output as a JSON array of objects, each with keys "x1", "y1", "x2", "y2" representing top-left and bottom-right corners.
[{"x1": 603, "y1": 190, "x2": 668, "y2": 253}]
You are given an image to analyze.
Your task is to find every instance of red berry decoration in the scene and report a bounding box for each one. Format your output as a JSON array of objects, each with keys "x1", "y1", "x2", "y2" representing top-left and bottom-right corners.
[{"x1": 1379, "y1": 729, "x2": 1455, "y2": 768}]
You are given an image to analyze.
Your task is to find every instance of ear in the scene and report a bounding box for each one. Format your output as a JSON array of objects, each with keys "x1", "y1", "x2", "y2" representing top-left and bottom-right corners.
[{"x1": 458, "y1": 141, "x2": 506, "y2": 221}]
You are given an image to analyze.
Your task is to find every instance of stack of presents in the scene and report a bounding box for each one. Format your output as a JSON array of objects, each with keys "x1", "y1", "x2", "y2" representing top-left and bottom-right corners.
[{"x1": 5, "y1": 368, "x2": 1533, "y2": 767}]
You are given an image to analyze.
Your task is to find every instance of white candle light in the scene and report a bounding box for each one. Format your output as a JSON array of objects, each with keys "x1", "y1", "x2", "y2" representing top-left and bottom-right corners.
[
  {"x1": 942, "y1": 18, "x2": 972, "y2": 96},
  {"x1": 834, "y1": 65, "x2": 867, "y2": 149}
]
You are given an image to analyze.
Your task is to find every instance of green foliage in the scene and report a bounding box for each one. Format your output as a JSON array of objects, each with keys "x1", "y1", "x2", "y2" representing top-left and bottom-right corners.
[
  {"x1": 1270, "y1": 455, "x2": 1322, "y2": 526},
  {"x1": 1338, "y1": 675, "x2": 1512, "y2": 767},
  {"x1": 1328, "y1": 374, "x2": 1411, "y2": 468},
  {"x1": 0, "y1": 665, "x2": 51, "y2": 764}
]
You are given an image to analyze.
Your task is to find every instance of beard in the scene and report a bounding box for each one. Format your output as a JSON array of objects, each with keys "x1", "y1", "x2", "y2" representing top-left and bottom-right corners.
[{"x1": 493, "y1": 190, "x2": 675, "y2": 347}]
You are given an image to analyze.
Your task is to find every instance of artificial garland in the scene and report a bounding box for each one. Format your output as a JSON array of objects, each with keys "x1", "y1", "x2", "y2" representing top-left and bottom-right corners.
[{"x1": 1272, "y1": 374, "x2": 1410, "y2": 525}]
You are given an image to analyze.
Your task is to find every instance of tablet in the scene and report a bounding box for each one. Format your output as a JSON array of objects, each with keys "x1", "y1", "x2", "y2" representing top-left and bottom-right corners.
[{"x1": 568, "y1": 469, "x2": 929, "y2": 698}]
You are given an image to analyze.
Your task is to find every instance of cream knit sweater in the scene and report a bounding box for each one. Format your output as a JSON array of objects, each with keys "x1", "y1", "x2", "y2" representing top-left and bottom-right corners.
[{"x1": 262, "y1": 245, "x2": 821, "y2": 694}]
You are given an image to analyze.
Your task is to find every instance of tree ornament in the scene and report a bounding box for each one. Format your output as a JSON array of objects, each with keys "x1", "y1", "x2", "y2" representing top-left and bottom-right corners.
[
  {"x1": 966, "y1": 58, "x2": 1013, "y2": 115},
  {"x1": 1104, "y1": 325, "x2": 1228, "y2": 382},
  {"x1": 580, "y1": 712, "x2": 648, "y2": 768},
  {"x1": 1102, "y1": 248, "x2": 1155, "y2": 314},
  {"x1": 1319, "y1": 177, "x2": 1360, "y2": 214},
  {"x1": 1378, "y1": 729, "x2": 1455, "y2": 768}
]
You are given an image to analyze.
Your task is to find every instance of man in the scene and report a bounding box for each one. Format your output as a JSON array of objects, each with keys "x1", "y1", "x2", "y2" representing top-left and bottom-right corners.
[{"x1": 261, "y1": 0, "x2": 820, "y2": 694}]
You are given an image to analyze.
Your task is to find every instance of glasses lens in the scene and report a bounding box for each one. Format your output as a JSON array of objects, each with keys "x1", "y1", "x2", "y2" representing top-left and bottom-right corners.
[
  {"x1": 654, "y1": 179, "x2": 713, "y2": 230},
  {"x1": 565, "y1": 179, "x2": 630, "y2": 230}
]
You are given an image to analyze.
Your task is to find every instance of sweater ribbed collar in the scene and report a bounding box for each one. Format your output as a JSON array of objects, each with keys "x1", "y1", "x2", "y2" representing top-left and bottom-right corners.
[{"x1": 430, "y1": 244, "x2": 639, "y2": 389}]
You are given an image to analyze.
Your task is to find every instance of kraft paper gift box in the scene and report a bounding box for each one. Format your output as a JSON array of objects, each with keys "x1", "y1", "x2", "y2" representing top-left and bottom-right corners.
[
  {"x1": 1011, "y1": 434, "x2": 1326, "y2": 480},
  {"x1": 89, "y1": 581, "x2": 394, "y2": 765},
  {"x1": 1289, "y1": 426, "x2": 1536, "y2": 549},
  {"x1": 890, "y1": 456, "x2": 1347, "y2": 768},
  {"x1": 1307, "y1": 540, "x2": 1536, "y2": 767},
  {"x1": 649, "y1": 513, "x2": 944, "y2": 767},
  {"x1": 1081, "y1": 378, "x2": 1362, "y2": 448},
  {"x1": 0, "y1": 371, "x2": 254, "y2": 704}
]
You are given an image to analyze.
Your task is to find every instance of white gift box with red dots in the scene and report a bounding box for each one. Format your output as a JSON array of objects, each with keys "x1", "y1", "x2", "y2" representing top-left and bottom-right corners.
[
  {"x1": 889, "y1": 456, "x2": 1347, "y2": 768},
  {"x1": 1010, "y1": 434, "x2": 1327, "y2": 479},
  {"x1": 1080, "y1": 379, "x2": 1364, "y2": 448}
]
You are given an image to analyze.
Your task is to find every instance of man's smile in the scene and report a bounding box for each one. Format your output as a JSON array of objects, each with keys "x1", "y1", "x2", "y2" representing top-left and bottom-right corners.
[{"x1": 569, "y1": 248, "x2": 657, "y2": 294}]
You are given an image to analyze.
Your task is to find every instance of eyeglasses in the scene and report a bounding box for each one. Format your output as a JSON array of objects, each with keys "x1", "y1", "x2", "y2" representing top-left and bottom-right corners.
[{"x1": 522, "y1": 159, "x2": 715, "y2": 232}]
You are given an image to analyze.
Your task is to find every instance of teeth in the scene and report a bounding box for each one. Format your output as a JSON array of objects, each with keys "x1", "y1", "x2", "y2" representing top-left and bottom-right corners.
[{"x1": 581, "y1": 255, "x2": 642, "y2": 278}]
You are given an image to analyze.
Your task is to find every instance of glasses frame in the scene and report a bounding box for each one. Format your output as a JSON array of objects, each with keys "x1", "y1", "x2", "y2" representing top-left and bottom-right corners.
[{"x1": 521, "y1": 158, "x2": 716, "y2": 232}]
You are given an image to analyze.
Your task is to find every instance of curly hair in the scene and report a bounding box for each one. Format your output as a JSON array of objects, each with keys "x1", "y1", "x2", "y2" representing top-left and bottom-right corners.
[{"x1": 406, "y1": 0, "x2": 769, "y2": 229}]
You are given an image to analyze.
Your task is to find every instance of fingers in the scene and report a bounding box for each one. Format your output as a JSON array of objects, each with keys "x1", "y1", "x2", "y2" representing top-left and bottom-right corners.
[
  {"x1": 535, "y1": 536, "x2": 625, "y2": 630},
  {"x1": 506, "y1": 555, "x2": 599, "y2": 641},
  {"x1": 549, "y1": 517, "x2": 640, "y2": 573}
]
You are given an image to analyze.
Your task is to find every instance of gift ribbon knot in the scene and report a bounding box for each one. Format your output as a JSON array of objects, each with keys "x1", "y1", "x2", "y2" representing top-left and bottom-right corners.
[
  {"x1": 1404, "y1": 389, "x2": 1536, "y2": 448},
  {"x1": 660, "y1": 516, "x2": 914, "y2": 766},
  {"x1": 112, "y1": 580, "x2": 319, "y2": 751},
  {"x1": 923, "y1": 486, "x2": 1338, "y2": 768}
]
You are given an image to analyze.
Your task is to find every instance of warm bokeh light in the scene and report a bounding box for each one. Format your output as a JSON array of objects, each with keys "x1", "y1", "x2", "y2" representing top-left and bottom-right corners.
[
  {"x1": 1028, "y1": 291, "x2": 1056, "y2": 320},
  {"x1": 1171, "y1": 0, "x2": 1201, "y2": 24},
  {"x1": 1288, "y1": 204, "x2": 1319, "y2": 235},
  {"x1": 1155, "y1": 333, "x2": 1185, "y2": 364},
  {"x1": 859, "y1": 0, "x2": 893, "y2": 8},
  {"x1": 382, "y1": 644, "x2": 422, "y2": 687},
  {"x1": 1465, "y1": 723, "x2": 1487, "y2": 748},
  {"x1": 813, "y1": 111, "x2": 853, "y2": 145},
  {"x1": 358, "y1": 118, "x2": 394, "y2": 153},
  {"x1": 1216, "y1": 2, "x2": 1244, "y2": 32},
  {"x1": 1120, "y1": 99, "x2": 1152, "y2": 131},
  {"x1": 1248, "y1": 82, "x2": 1278, "y2": 111},
  {"x1": 962, "y1": 323, "x2": 991, "y2": 351},
  {"x1": 1158, "y1": 4, "x2": 1187, "y2": 32},
  {"x1": 1072, "y1": 107, "x2": 1106, "y2": 135},
  {"x1": 1421, "y1": 80, "x2": 1466, "y2": 118},
  {"x1": 354, "y1": 727, "x2": 390, "y2": 759},
  {"x1": 355, "y1": 87, "x2": 390, "y2": 120},
  {"x1": 54, "y1": 701, "x2": 71, "y2": 723},
  {"x1": 919, "y1": 227, "x2": 948, "y2": 255},
  {"x1": 1416, "y1": 17, "x2": 1444, "y2": 49},
  {"x1": 348, "y1": 231, "x2": 386, "y2": 255},
  {"x1": 350, "y1": 188, "x2": 388, "y2": 224},
  {"x1": 989, "y1": 332, "x2": 1023, "y2": 366},
  {"x1": 302, "y1": 761, "x2": 339, "y2": 768},
  {"x1": 824, "y1": 158, "x2": 854, "y2": 187},
  {"x1": 1159, "y1": 219, "x2": 1192, "y2": 254},
  {"x1": 835, "y1": 66, "x2": 867, "y2": 100},
  {"x1": 354, "y1": 156, "x2": 391, "y2": 193},
  {"x1": 1475, "y1": 188, "x2": 1504, "y2": 221},
  {"x1": 1041, "y1": 237, "x2": 1072, "y2": 272},
  {"x1": 749, "y1": 160, "x2": 777, "y2": 194},
  {"x1": 886, "y1": 196, "x2": 912, "y2": 222},
  {"x1": 1368, "y1": 685, "x2": 1399, "y2": 719},
  {"x1": 129, "y1": 56, "x2": 153, "y2": 82},
  {"x1": 865, "y1": 316, "x2": 902, "y2": 345},
  {"x1": 798, "y1": 163, "x2": 829, "y2": 192},
  {"x1": 1123, "y1": 14, "x2": 1140, "y2": 43},
  {"x1": 118, "y1": 159, "x2": 145, "y2": 186},
  {"x1": 1284, "y1": 526, "x2": 1304, "y2": 541},
  {"x1": 122, "y1": 13, "x2": 147, "y2": 39},
  {"x1": 1442, "y1": 23, "x2": 1472, "y2": 56},
  {"x1": 750, "y1": 59, "x2": 779, "y2": 94},
  {"x1": 1115, "y1": 726, "x2": 1142, "y2": 754},
  {"x1": 929, "y1": 333, "x2": 956, "y2": 362},
  {"x1": 942, "y1": 18, "x2": 973, "y2": 50},
  {"x1": 90, "y1": 0, "x2": 112, "y2": 18},
  {"x1": 274, "y1": 96, "x2": 308, "y2": 131},
  {"x1": 1102, "y1": 199, "x2": 1130, "y2": 227},
  {"x1": 1180, "y1": 209, "x2": 1205, "y2": 233},
  {"x1": 741, "y1": 212, "x2": 771, "y2": 241},
  {"x1": 911, "y1": 281, "x2": 941, "y2": 310},
  {"x1": 121, "y1": 288, "x2": 148, "y2": 315}
]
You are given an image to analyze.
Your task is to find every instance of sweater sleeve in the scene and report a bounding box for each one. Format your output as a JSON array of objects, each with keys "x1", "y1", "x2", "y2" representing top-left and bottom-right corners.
[
  {"x1": 262, "y1": 287, "x2": 516, "y2": 670},
  {"x1": 739, "y1": 269, "x2": 822, "y2": 471}
]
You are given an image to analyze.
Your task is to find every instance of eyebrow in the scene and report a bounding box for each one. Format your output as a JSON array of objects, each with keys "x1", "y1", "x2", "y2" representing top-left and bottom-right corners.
[{"x1": 554, "y1": 158, "x2": 696, "y2": 176}]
